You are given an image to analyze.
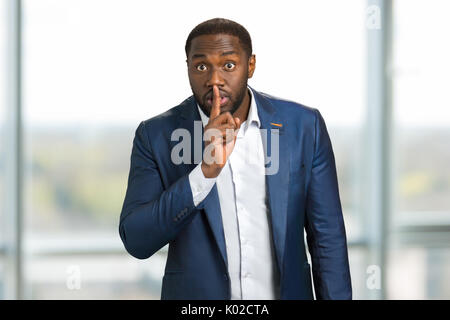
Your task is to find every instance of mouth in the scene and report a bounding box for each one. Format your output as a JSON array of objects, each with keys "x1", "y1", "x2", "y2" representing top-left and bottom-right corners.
[
  {"x1": 205, "y1": 90, "x2": 230, "y2": 108},
  {"x1": 206, "y1": 96, "x2": 229, "y2": 107}
]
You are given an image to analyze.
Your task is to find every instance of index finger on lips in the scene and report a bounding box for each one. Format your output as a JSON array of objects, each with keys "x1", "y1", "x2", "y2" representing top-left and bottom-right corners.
[{"x1": 209, "y1": 85, "x2": 221, "y2": 120}]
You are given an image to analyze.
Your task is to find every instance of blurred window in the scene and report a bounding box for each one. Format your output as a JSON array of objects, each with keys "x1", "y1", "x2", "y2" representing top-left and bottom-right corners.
[
  {"x1": 389, "y1": 0, "x2": 450, "y2": 299},
  {"x1": 0, "y1": 0, "x2": 8, "y2": 297}
]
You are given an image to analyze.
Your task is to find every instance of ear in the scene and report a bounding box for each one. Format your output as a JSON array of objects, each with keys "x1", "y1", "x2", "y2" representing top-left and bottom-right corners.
[{"x1": 247, "y1": 54, "x2": 256, "y2": 78}]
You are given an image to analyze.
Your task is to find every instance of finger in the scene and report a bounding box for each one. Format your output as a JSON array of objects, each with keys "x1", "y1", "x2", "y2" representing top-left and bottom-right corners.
[
  {"x1": 233, "y1": 117, "x2": 241, "y2": 137},
  {"x1": 218, "y1": 111, "x2": 236, "y2": 127},
  {"x1": 215, "y1": 123, "x2": 236, "y2": 131},
  {"x1": 225, "y1": 112, "x2": 237, "y2": 128},
  {"x1": 211, "y1": 129, "x2": 233, "y2": 143},
  {"x1": 211, "y1": 111, "x2": 236, "y2": 128},
  {"x1": 210, "y1": 129, "x2": 234, "y2": 145},
  {"x1": 223, "y1": 128, "x2": 236, "y2": 144},
  {"x1": 234, "y1": 117, "x2": 241, "y2": 130},
  {"x1": 210, "y1": 85, "x2": 221, "y2": 120}
]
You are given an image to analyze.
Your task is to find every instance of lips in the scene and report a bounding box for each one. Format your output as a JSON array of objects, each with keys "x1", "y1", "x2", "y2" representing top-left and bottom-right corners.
[
  {"x1": 206, "y1": 96, "x2": 229, "y2": 107},
  {"x1": 205, "y1": 90, "x2": 230, "y2": 107}
]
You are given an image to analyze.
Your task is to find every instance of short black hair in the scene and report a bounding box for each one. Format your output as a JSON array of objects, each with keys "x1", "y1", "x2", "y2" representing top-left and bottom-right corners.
[{"x1": 185, "y1": 18, "x2": 252, "y2": 58}]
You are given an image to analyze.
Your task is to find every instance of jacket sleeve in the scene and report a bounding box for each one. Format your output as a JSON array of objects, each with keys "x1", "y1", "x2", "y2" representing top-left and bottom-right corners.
[
  {"x1": 119, "y1": 121, "x2": 201, "y2": 259},
  {"x1": 304, "y1": 109, "x2": 352, "y2": 299}
]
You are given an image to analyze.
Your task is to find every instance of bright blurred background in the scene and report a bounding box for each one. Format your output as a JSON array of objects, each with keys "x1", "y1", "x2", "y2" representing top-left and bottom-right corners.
[{"x1": 1, "y1": 0, "x2": 449, "y2": 299}]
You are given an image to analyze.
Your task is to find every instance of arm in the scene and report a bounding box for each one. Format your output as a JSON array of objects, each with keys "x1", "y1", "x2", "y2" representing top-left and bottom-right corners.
[
  {"x1": 119, "y1": 121, "x2": 212, "y2": 259},
  {"x1": 304, "y1": 109, "x2": 352, "y2": 299}
]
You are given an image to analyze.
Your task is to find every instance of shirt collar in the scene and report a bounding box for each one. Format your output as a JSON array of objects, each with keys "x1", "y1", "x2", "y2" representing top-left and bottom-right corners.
[{"x1": 196, "y1": 86, "x2": 261, "y2": 133}]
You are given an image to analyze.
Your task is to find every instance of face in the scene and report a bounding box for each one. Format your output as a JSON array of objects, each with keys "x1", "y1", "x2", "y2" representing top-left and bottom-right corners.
[{"x1": 186, "y1": 34, "x2": 256, "y2": 117}]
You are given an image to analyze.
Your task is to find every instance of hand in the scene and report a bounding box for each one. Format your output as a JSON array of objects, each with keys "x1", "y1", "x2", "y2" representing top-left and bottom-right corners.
[{"x1": 201, "y1": 85, "x2": 241, "y2": 178}]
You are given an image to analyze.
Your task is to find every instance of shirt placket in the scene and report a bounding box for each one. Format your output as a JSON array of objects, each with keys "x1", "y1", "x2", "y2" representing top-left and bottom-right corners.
[{"x1": 232, "y1": 135, "x2": 254, "y2": 300}]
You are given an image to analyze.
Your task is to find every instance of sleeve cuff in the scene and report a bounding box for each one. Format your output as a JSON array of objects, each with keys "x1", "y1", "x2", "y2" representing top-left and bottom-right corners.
[{"x1": 188, "y1": 163, "x2": 217, "y2": 207}]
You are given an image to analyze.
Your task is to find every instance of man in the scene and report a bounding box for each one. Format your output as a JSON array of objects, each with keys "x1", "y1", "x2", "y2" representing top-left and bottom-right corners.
[{"x1": 119, "y1": 18, "x2": 352, "y2": 300}]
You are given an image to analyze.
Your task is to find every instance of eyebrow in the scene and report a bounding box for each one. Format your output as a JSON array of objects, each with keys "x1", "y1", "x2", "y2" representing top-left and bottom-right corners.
[{"x1": 191, "y1": 51, "x2": 238, "y2": 59}]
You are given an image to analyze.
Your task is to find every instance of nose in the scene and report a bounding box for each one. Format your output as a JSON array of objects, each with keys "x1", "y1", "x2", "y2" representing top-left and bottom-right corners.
[{"x1": 206, "y1": 67, "x2": 224, "y2": 88}]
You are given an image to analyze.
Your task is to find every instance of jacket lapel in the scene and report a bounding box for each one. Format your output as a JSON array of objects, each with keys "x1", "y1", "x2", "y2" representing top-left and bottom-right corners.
[{"x1": 251, "y1": 87, "x2": 289, "y2": 275}]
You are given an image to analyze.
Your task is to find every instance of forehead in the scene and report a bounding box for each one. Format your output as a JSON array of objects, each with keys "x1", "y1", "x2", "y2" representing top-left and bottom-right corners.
[{"x1": 189, "y1": 34, "x2": 243, "y2": 57}]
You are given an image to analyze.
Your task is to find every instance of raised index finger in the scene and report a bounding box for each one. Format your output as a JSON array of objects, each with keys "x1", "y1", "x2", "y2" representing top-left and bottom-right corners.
[{"x1": 209, "y1": 85, "x2": 221, "y2": 120}]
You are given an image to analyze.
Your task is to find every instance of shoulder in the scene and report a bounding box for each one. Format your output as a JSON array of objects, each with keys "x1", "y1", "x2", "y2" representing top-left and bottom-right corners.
[
  {"x1": 254, "y1": 89, "x2": 320, "y2": 124},
  {"x1": 139, "y1": 96, "x2": 196, "y2": 133}
]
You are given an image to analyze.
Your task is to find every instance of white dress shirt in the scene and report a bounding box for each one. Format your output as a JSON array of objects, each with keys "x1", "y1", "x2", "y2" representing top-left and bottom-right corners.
[{"x1": 188, "y1": 87, "x2": 280, "y2": 300}]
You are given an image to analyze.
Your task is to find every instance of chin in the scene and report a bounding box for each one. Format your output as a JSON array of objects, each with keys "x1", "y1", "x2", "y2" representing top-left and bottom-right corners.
[{"x1": 220, "y1": 106, "x2": 234, "y2": 114}]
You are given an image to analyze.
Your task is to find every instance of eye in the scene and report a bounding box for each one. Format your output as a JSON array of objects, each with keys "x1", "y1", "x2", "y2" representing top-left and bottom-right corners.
[
  {"x1": 224, "y1": 62, "x2": 236, "y2": 71},
  {"x1": 196, "y1": 64, "x2": 207, "y2": 72}
]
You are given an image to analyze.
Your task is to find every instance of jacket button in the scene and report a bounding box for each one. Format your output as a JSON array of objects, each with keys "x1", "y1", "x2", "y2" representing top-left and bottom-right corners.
[{"x1": 223, "y1": 274, "x2": 228, "y2": 281}]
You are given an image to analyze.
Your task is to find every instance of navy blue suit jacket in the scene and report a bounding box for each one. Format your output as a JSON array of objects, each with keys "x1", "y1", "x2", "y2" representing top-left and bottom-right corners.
[{"x1": 119, "y1": 86, "x2": 352, "y2": 300}]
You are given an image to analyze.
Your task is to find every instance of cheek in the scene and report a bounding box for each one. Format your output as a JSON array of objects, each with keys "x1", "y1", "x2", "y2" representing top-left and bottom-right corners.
[
  {"x1": 228, "y1": 70, "x2": 247, "y2": 86},
  {"x1": 188, "y1": 76, "x2": 202, "y2": 90}
]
